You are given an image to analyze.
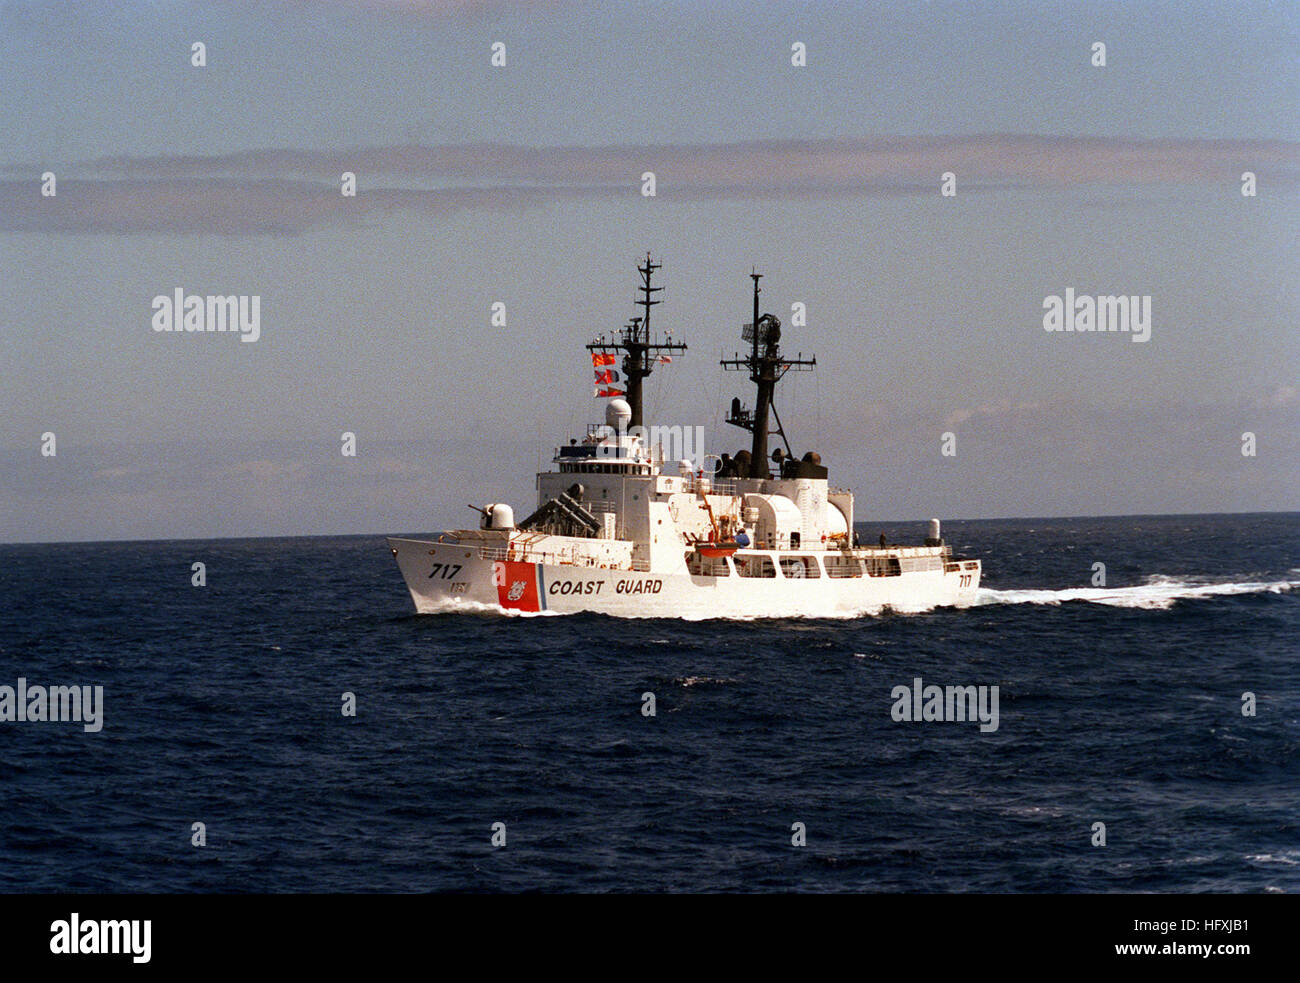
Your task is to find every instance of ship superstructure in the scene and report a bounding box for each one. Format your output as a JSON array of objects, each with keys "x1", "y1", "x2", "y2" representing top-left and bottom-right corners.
[{"x1": 388, "y1": 257, "x2": 981, "y2": 617}]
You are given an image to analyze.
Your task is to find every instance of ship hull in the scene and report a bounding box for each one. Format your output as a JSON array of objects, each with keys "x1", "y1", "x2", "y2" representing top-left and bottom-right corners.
[{"x1": 388, "y1": 537, "x2": 980, "y2": 619}]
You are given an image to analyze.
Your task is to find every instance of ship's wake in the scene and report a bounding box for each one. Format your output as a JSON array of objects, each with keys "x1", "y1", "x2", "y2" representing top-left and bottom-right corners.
[
  {"x1": 974, "y1": 574, "x2": 1300, "y2": 611},
  {"x1": 407, "y1": 575, "x2": 1299, "y2": 619},
  {"x1": 412, "y1": 598, "x2": 565, "y2": 617}
]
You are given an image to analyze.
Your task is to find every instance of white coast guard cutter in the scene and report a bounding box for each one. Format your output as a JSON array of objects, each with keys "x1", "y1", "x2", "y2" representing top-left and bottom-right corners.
[{"x1": 388, "y1": 256, "x2": 981, "y2": 618}]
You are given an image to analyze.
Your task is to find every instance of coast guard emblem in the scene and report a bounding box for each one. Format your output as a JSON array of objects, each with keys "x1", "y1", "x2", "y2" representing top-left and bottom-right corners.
[{"x1": 494, "y1": 560, "x2": 542, "y2": 611}]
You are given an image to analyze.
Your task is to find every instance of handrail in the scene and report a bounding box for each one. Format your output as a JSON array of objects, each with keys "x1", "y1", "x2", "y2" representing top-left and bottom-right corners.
[
  {"x1": 681, "y1": 476, "x2": 738, "y2": 496},
  {"x1": 478, "y1": 544, "x2": 646, "y2": 572}
]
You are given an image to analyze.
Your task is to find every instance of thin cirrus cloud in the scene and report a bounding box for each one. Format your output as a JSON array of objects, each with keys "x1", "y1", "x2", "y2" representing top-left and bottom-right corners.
[{"x1": 4, "y1": 134, "x2": 1297, "y2": 236}]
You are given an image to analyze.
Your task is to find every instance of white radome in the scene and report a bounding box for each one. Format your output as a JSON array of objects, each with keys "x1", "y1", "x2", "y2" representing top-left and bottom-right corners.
[{"x1": 605, "y1": 398, "x2": 632, "y2": 430}]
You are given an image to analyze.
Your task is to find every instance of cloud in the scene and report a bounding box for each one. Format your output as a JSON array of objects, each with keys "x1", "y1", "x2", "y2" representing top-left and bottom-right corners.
[
  {"x1": 1263, "y1": 384, "x2": 1299, "y2": 408},
  {"x1": 0, "y1": 436, "x2": 534, "y2": 541},
  {"x1": 5, "y1": 135, "x2": 1298, "y2": 235},
  {"x1": 0, "y1": 177, "x2": 603, "y2": 235},
  {"x1": 289, "y1": 0, "x2": 553, "y2": 13},
  {"x1": 944, "y1": 400, "x2": 1044, "y2": 428}
]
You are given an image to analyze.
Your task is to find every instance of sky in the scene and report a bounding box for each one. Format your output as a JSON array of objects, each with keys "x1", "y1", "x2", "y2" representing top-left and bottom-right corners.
[{"x1": 1, "y1": 0, "x2": 1297, "y2": 543}]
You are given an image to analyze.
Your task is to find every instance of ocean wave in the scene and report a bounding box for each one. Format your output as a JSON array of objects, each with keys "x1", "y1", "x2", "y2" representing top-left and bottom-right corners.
[
  {"x1": 674, "y1": 675, "x2": 738, "y2": 688},
  {"x1": 975, "y1": 575, "x2": 1300, "y2": 611},
  {"x1": 1245, "y1": 851, "x2": 1300, "y2": 867}
]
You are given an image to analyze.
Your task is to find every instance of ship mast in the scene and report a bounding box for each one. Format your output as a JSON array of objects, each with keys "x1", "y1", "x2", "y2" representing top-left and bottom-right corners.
[
  {"x1": 586, "y1": 253, "x2": 687, "y2": 429},
  {"x1": 721, "y1": 270, "x2": 816, "y2": 479}
]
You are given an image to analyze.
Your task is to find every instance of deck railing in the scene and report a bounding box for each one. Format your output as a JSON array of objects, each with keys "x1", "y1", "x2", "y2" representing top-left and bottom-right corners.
[
  {"x1": 478, "y1": 544, "x2": 643, "y2": 571},
  {"x1": 679, "y1": 475, "x2": 738, "y2": 497}
]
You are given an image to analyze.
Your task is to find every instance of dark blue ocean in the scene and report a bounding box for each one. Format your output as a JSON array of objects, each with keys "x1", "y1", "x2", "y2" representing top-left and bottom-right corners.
[{"x1": 1, "y1": 513, "x2": 1297, "y2": 893}]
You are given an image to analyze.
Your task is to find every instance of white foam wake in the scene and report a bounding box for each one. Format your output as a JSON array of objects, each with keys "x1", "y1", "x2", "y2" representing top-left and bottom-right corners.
[
  {"x1": 974, "y1": 575, "x2": 1300, "y2": 611},
  {"x1": 411, "y1": 597, "x2": 565, "y2": 617}
]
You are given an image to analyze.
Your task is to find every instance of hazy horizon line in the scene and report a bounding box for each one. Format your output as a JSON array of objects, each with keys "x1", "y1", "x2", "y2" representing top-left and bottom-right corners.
[{"x1": 4, "y1": 509, "x2": 1296, "y2": 548}]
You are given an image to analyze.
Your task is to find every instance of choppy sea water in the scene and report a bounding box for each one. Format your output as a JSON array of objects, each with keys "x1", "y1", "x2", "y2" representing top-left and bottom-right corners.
[{"x1": 1, "y1": 513, "x2": 1297, "y2": 893}]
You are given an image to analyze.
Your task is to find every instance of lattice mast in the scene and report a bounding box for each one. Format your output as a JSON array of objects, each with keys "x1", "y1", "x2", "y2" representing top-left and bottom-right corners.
[
  {"x1": 720, "y1": 271, "x2": 816, "y2": 479},
  {"x1": 585, "y1": 253, "x2": 688, "y2": 430}
]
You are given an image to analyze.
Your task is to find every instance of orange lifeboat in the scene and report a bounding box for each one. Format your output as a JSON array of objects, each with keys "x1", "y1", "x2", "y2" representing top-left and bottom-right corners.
[{"x1": 693, "y1": 540, "x2": 740, "y2": 558}]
